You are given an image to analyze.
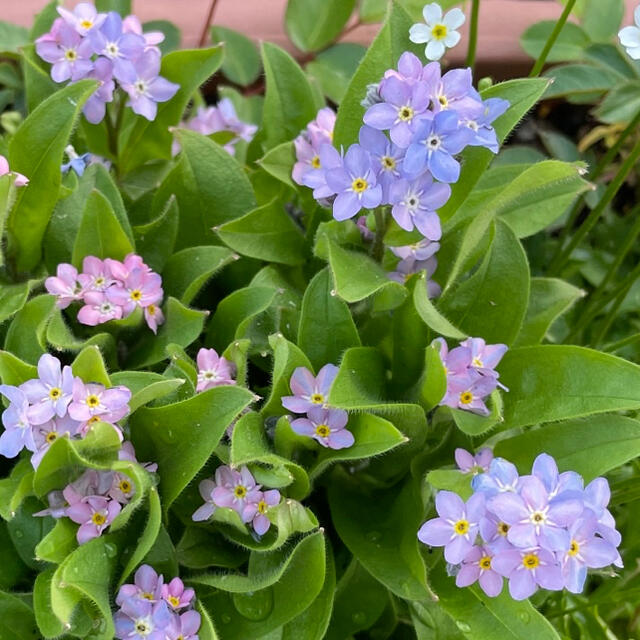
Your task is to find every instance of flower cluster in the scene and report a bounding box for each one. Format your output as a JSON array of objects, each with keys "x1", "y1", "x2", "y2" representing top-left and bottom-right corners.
[
  {"x1": 293, "y1": 55, "x2": 508, "y2": 237},
  {"x1": 192, "y1": 464, "x2": 281, "y2": 536},
  {"x1": 45, "y1": 253, "x2": 165, "y2": 333},
  {"x1": 195, "y1": 348, "x2": 236, "y2": 392},
  {"x1": 0, "y1": 353, "x2": 131, "y2": 469},
  {"x1": 0, "y1": 154, "x2": 28, "y2": 186},
  {"x1": 175, "y1": 98, "x2": 258, "y2": 156},
  {"x1": 418, "y1": 452, "x2": 622, "y2": 600},
  {"x1": 114, "y1": 565, "x2": 200, "y2": 640},
  {"x1": 35, "y1": 3, "x2": 178, "y2": 122},
  {"x1": 435, "y1": 337, "x2": 508, "y2": 415},
  {"x1": 282, "y1": 364, "x2": 355, "y2": 450}
]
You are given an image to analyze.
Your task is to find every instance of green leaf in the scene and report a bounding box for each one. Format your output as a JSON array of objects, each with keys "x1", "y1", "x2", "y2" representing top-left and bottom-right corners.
[
  {"x1": 419, "y1": 343, "x2": 447, "y2": 410},
  {"x1": 495, "y1": 414, "x2": 640, "y2": 481},
  {"x1": 120, "y1": 46, "x2": 224, "y2": 173},
  {"x1": 29, "y1": 1, "x2": 60, "y2": 40},
  {"x1": 309, "y1": 412, "x2": 405, "y2": 479},
  {"x1": 162, "y1": 245, "x2": 235, "y2": 306},
  {"x1": 71, "y1": 345, "x2": 111, "y2": 386},
  {"x1": 316, "y1": 235, "x2": 407, "y2": 307},
  {"x1": 584, "y1": 42, "x2": 638, "y2": 79},
  {"x1": 0, "y1": 21, "x2": 29, "y2": 54},
  {"x1": 329, "y1": 472, "x2": 429, "y2": 600},
  {"x1": 133, "y1": 195, "x2": 179, "y2": 273},
  {"x1": 33, "y1": 567, "x2": 65, "y2": 637},
  {"x1": 0, "y1": 278, "x2": 39, "y2": 324},
  {"x1": 261, "y1": 42, "x2": 318, "y2": 148},
  {"x1": 306, "y1": 43, "x2": 367, "y2": 104},
  {"x1": 543, "y1": 63, "x2": 620, "y2": 99},
  {"x1": 595, "y1": 80, "x2": 640, "y2": 124},
  {"x1": 217, "y1": 197, "x2": 306, "y2": 265},
  {"x1": 582, "y1": 0, "x2": 624, "y2": 42},
  {"x1": 413, "y1": 275, "x2": 466, "y2": 339},
  {"x1": 110, "y1": 371, "x2": 185, "y2": 412},
  {"x1": 35, "y1": 518, "x2": 78, "y2": 564},
  {"x1": 0, "y1": 458, "x2": 34, "y2": 521},
  {"x1": 298, "y1": 268, "x2": 361, "y2": 370},
  {"x1": 427, "y1": 469, "x2": 473, "y2": 500},
  {"x1": 143, "y1": 20, "x2": 181, "y2": 54},
  {"x1": 7, "y1": 80, "x2": 97, "y2": 272},
  {"x1": 21, "y1": 44, "x2": 57, "y2": 113},
  {"x1": 206, "y1": 286, "x2": 277, "y2": 353},
  {"x1": 257, "y1": 142, "x2": 296, "y2": 189},
  {"x1": 130, "y1": 386, "x2": 254, "y2": 508},
  {"x1": 211, "y1": 26, "x2": 261, "y2": 86},
  {"x1": 154, "y1": 129, "x2": 256, "y2": 249},
  {"x1": 429, "y1": 560, "x2": 561, "y2": 640},
  {"x1": 197, "y1": 601, "x2": 221, "y2": 640},
  {"x1": 72, "y1": 189, "x2": 135, "y2": 267},
  {"x1": 334, "y1": 1, "x2": 420, "y2": 147},
  {"x1": 5, "y1": 294, "x2": 55, "y2": 365},
  {"x1": 0, "y1": 351, "x2": 36, "y2": 386},
  {"x1": 285, "y1": 0, "x2": 357, "y2": 52},
  {"x1": 500, "y1": 346, "x2": 640, "y2": 428},
  {"x1": 0, "y1": 591, "x2": 38, "y2": 640},
  {"x1": 194, "y1": 532, "x2": 326, "y2": 640},
  {"x1": 441, "y1": 220, "x2": 530, "y2": 345},
  {"x1": 448, "y1": 390, "x2": 504, "y2": 436},
  {"x1": 126, "y1": 297, "x2": 207, "y2": 369},
  {"x1": 520, "y1": 20, "x2": 589, "y2": 62},
  {"x1": 515, "y1": 278, "x2": 584, "y2": 346},
  {"x1": 95, "y1": 0, "x2": 132, "y2": 14}
]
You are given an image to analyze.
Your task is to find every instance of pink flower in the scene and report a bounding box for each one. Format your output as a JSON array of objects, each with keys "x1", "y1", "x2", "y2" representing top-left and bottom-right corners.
[
  {"x1": 119, "y1": 441, "x2": 158, "y2": 473},
  {"x1": 68, "y1": 379, "x2": 131, "y2": 424},
  {"x1": 290, "y1": 406, "x2": 355, "y2": 449},
  {"x1": 211, "y1": 465, "x2": 260, "y2": 516},
  {"x1": 116, "y1": 565, "x2": 164, "y2": 605},
  {"x1": 242, "y1": 489, "x2": 281, "y2": 535},
  {"x1": 191, "y1": 478, "x2": 217, "y2": 522},
  {"x1": 195, "y1": 348, "x2": 236, "y2": 392},
  {"x1": 77, "y1": 291, "x2": 123, "y2": 325},
  {"x1": 107, "y1": 267, "x2": 163, "y2": 315},
  {"x1": 0, "y1": 155, "x2": 28, "y2": 186},
  {"x1": 30, "y1": 415, "x2": 79, "y2": 469},
  {"x1": 161, "y1": 577, "x2": 194, "y2": 611},
  {"x1": 45, "y1": 263, "x2": 84, "y2": 308},
  {"x1": 455, "y1": 447, "x2": 493, "y2": 474},
  {"x1": 281, "y1": 364, "x2": 339, "y2": 414},
  {"x1": 144, "y1": 303, "x2": 165, "y2": 334},
  {"x1": 66, "y1": 495, "x2": 121, "y2": 544},
  {"x1": 108, "y1": 471, "x2": 136, "y2": 504},
  {"x1": 78, "y1": 256, "x2": 116, "y2": 292}
]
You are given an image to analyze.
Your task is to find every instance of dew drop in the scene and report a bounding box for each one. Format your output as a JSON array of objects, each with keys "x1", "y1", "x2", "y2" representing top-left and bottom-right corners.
[
  {"x1": 104, "y1": 543, "x2": 117, "y2": 557},
  {"x1": 518, "y1": 611, "x2": 530, "y2": 623},
  {"x1": 455, "y1": 620, "x2": 471, "y2": 633},
  {"x1": 232, "y1": 588, "x2": 274, "y2": 621},
  {"x1": 13, "y1": 529, "x2": 23, "y2": 538},
  {"x1": 330, "y1": 289, "x2": 337, "y2": 296},
  {"x1": 221, "y1": 613, "x2": 232, "y2": 624},
  {"x1": 366, "y1": 530, "x2": 382, "y2": 543},
  {"x1": 352, "y1": 612, "x2": 366, "y2": 625}
]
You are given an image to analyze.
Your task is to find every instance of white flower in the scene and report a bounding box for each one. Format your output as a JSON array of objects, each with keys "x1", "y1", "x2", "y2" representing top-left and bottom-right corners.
[
  {"x1": 619, "y1": 5, "x2": 640, "y2": 60},
  {"x1": 409, "y1": 3, "x2": 465, "y2": 61}
]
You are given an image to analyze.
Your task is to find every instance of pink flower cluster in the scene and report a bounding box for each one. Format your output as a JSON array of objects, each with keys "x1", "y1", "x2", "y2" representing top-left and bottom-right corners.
[
  {"x1": 45, "y1": 254, "x2": 165, "y2": 333},
  {"x1": 192, "y1": 464, "x2": 281, "y2": 536},
  {"x1": 195, "y1": 348, "x2": 236, "y2": 392},
  {"x1": 35, "y1": 442, "x2": 155, "y2": 544},
  {"x1": 435, "y1": 337, "x2": 508, "y2": 415},
  {"x1": 0, "y1": 353, "x2": 131, "y2": 469}
]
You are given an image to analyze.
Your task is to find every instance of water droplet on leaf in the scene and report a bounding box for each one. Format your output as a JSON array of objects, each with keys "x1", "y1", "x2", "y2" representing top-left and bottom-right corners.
[
  {"x1": 232, "y1": 588, "x2": 274, "y2": 621},
  {"x1": 455, "y1": 621, "x2": 471, "y2": 633}
]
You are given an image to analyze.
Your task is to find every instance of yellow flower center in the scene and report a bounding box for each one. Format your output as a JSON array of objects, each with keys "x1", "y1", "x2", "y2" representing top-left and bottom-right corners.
[
  {"x1": 472, "y1": 357, "x2": 483, "y2": 367},
  {"x1": 498, "y1": 522, "x2": 509, "y2": 536},
  {"x1": 46, "y1": 432, "x2": 58, "y2": 444},
  {"x1": 234, "y1": 485, "x2": 247, "y2": 499},
  {"x1": 80, "y1": 19, "x2": 94, "y2": 29},
  {"x1": 454, "y1": 519, "x2": 469, "y2": 535},
  {"x1": 381, "y1": 156, "x2": 396, "y2": 170},
  {"x1": 119, "y1": 480, "x2": 132, "y2": 494},
  {"x1": 49, "y1": 387, "x2": 62, "y2": 399},
  {"x1": 136, "y1": 621, "x2": 150, "y2": 634},
  {"x1": 438, "y1": 95, "x2": 449, "y2": 108},
  {"x1": 459, "y1": 391, "x2": 474, "y2": 405},
  {"x1": 91, "y1": 512, "x2": 106, "y2": 526},
  {"x1": 530, "y1": 511, "x2": 546, "y2": 525},
  {"x1": 130, "y1": 289, "x2": 142, "y2": 301},
  {"x1": 86, "y1": 394, "x2": 100, "y2": 408},
  {"x1": 352, "y1": 178, "x2": 368, "y2": 193},
  {"x1": 479, "y1": 556, "x2": 492, "y2": 570},
  {"x1": 315, "y1": 424, "x2": 331, "y2": 438},
  {"x1": 310, "y1": 393, "x2": 324, "y2": 404},
  {"x1": 147, "y1": 304, "x2": 156, "y2": 315},
  {"x1": 311, "y1": 155, "x2": 321, "y2": 169},
  {"x1": 522, "y1": 553, "x2": 539, "y2": 570},
  {"x1": 168, "y1": 595, "x2": 181, "y2": 608},
  {"x1": 142, "y1": 592, "x2": 154, "y2": 601},
  {"x1": 398, "y1": 105, "x2": 414, "y2": 121},
  {"x1": 88, "y1": 415, "x2": 101, "y2": 425},
  {"x1": 568, "y1": 540, "x2": 580, "y2": 557},
  {"x1": 64, "y1": 49, "x2": 77, "y2": 61},
  {"x1": 432, "y1": 24, "x2": 448, "y2": 40},
  {"x1": 258, "y1": 500, "x2": 268, "y2": 514},
  {"x1": 95, "y1": 276, "x2": 105, "y2": 286}
]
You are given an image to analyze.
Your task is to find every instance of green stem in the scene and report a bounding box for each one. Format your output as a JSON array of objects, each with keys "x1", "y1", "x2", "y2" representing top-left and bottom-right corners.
[
  {"x1": 529, "y1": 0, "x2": 577, "y2": 77},
  {"x1": 604, "y1": 332, "x2": 640, "y2": 354},
  {"x1": 372, "y1": 208, "x2": 387, "y2": 263},
  {"x1": 465, "y1": 0, "x2": 480, "y2": 70},
  {"x1": 548, "y1": 137, "x2": 640, "y2": 275},
  {"x1": 592, "y1": 281, "x2": 633, "y2": 348}
]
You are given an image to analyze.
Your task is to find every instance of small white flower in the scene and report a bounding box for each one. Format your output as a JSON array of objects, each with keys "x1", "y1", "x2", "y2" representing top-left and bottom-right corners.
[
  {"x1": 409, "y1": 3, "x2": 465, "y2": 61},
  {"x1": 619, "y1": 5, "x2": 640, "y2": 60}
]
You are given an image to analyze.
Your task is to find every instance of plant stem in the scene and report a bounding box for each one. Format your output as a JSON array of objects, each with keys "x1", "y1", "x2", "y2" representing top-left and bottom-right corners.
[
  {"x1": 592, "y1": 281, "x2": 633, "y2": 347},
  {"x1": 529, "y1": 0, "x2": 577, "y2": 77},
  {"x1": 465, "y1": 0, "x2": 480, "y2": 70},
  {"x1": 199, "y1": 0, "x2": 220, "y2": 47},
  {"x1": 548, "y1": 137, "x2": 640, "y2": 275},
  {"x1": 372, "y1": 208, "x2": 387, "y2": 263},
  {"x1": 604, "y1": 332, "x2": 640, "y2": 354}
]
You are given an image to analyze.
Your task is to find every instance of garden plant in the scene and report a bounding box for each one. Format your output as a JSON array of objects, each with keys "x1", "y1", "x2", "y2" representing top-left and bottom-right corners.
[{"x1": 0, "y1": 0, "x2": 638, "y2": 638}]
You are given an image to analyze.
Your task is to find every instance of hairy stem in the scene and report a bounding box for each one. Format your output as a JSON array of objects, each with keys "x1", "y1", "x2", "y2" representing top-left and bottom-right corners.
[{"x1": 529, "y1": 0, "x2": 577, "y2": 77}]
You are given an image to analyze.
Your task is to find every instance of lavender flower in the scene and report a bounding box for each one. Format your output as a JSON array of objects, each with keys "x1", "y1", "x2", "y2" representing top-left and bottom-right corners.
[
  {"x1": 211, "y1": 465, "x2": 260, "y2": 516},
  {"x1": 0, "y1": 385, "x2": 36, "y2": 457},
  {"x1": 388, "y1": 173, "x2": 450, "y2": 237},
  {"x1": 31, "y1": 415, "x2": 79, "y2": 468},
  {"x1": 57, "y1": 3, "x2": 107, "y2": 36},
  {"x1": 290, "y1": 407, "x2": 354, "y2": 450},
  {"x1": 423, "y1": 64, "x2": 479, "y2": 116},
  {"x1": 144, "y1": 303, "x2": 165, "y2": 334},
  {"x1": 387, "y1": 254, "x2": 440, "y2": 298},
  {"x1": 404, "y1": 111, "x2": 473, "y2": 183},
  {"x1": 409, "y1": 3, "x2": 466, "y2": 61},
  {"x1": 473, "y1": 458, "x2": 521, "y2": 496},
  {"x1": 82, "y1": 56, "x2": 116, "y2": 124},
  {"x1": 358, "y1": 125, "x2": 404, "y2": 201},
  {"x1": 195, "y1": 348, "x2": 236, "y2": 392},
  {"x1": 418, "y1": 490, "x2": 485, "y2": 563},
  {"x1": 363, "y1": 76, "x2": 430, "y2": 147},
  {"x1": 122, "y1": 15, "x2": 165, "y2": 52},
  {"x1": 479, "y1": 510, "x2": 513, "y2": 552},
  {"x1": 456, "y1": 544, "x2": 503, "y2": 597},
  {"x1": 119, "y1": 441, "x2": 158, "y2": 473},
  {"x1": 281, "y1": 364, "x2": 339, "y2": 413},
  {"x1": 121, "y1": 50, "x2": 179, "y2": 121},
  {"x1": 35, "y1": 22, "x2": 94, "y2": 83},
  {"x1": 382, "y1": 51, "x2": 425, "y2": 86},
  {"x1": 307, "y1": 107, "x2": 336, "y2": 143},
  {"x1": 325, "y1": 144, "x2": 383, "y2": 221},
  {"x1": 68, "y1": 379, "x2": 131, "y2": 425},
  {"x1": 165, "y1": 611, "x2": 201, "y2": 640},
  {"x1": 162, "y1": 578, "x2": 195, "y2": 611},
  {"x1": 455, "y1": 447, "x2": 493, "y2": 474},
  {"x1": 461, "y1": 97, "x2": 510, "y2": 153},
  {"x1": 66, "y1": 495, "x2": 121, "y2": 544},
  {"x1": 441, "y1": 372, "x2": 496, "y2": 415},
  {"x1": 583, "y1": 477, "x2": 623, "y2": 551},
  {"x1": 192, "y1": 479, "x2": 217, "y2": 522},
  {"x1": 108, "y1": 471, "x2": 136, "y2": 504},
  {"x1": 301, "y1": 143, "x2": 343, "y2": 201},
  {"x1": 114, "y1": 599, "x2": 173, "y2": 640},
  {"x1": 117, "y1": 565, "x2": 164, "y2": 605},
  {"x1": 242, "y1": 489, "x2": 281, "y2": 535},
  {"x1": 492, "y1": 547, "x2": 564, "y2": 600},
  {"x1": 460, "y1": 337, "x2": 508, "y2": 381}
]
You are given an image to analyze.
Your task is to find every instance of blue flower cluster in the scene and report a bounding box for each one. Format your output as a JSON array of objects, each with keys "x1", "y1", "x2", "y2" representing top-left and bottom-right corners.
[
  {"x1": 419, "y1": 452, "x2": 622, "y2": 600},
  {"x1": 294, "y1": 52, "x2": 508, "y2": 239},
  {"x1": 35, "y1": 2, "x2": 178, "y2": 122}
]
